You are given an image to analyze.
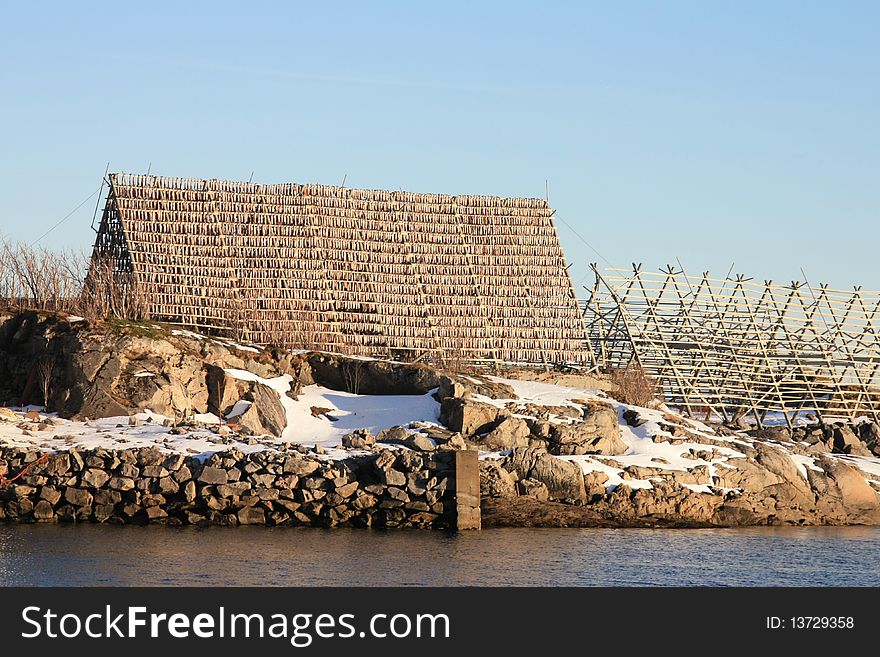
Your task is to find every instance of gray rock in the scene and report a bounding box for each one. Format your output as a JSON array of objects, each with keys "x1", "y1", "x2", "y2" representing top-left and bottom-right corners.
[
  {"x1": 518, "y1": 478, "x2": 550, "y2": 501},
  {"x1": 163, "y1": 454, "x2": 186, "y2": 472},
  {"x1": 750, "y1": 426, "x2": 793, "y2": 443},
  {"x1": 117, "y1": 463, "x2": 140, "y2": 479},
  {"x1": 283, "y1": 456, "x2": 320, "y2": 477},
  {"x1": 373, "y1": 451, "x2": 396, "y2": 471},
  {"x1": 157, "y1": 477, "x2": 179, "y2": 495},
  {"x1": 237, "y1": 382, "x2": 287, "y2": 437},
  {"x1": 94, "y1": 504, "x2": 115, "y2": 522},
  {"x1": 237, "y1": 506, "x2": 266, "y2": 525},
  {"x1": 335, "y1": 481, "x2": 359, "y2": 498},
  {"x1": 479, "y1": 461, "x2": 517, "y2": 498},
  {"x1": 405, "y1": 434, "x2": 436, "y2": 452},
  {"x1": 33, "y1": 500, "x2": 56, "y2": 521},
  {"x1": 832, "y1": 425, "x2": 872, "y2": 457},
  {"x1": 172, "y1": 464, "x2": 193, "y2": 483},
  {"x1": 141, "y1": 465, "x2": 169, "y2": 478},
  {"x1": 63, "y1": 487, "x2": 94, "y2": 507},
  {"x1": 858, "y1": 422, "x2": 880, "y2": 457},
  {"x1": 249, "y1": 473, "x2": 275, "y2": 487},
  {"x1": 39, "y1": 486, "x2": 62, "y2": 505},
  {"x1": 381, "y1": 469, "x2": 407, "y2": 487},
  {"x1": 478, "y1": 416, "x2": 530, "y2": 450},
  {"x1": 146, "y1": 506, "x2": 168, "y2": 521},
  {"x1": 376, "y1": 426, "x2": 410, "y2": 443},
  {"x1": 216, "y1": 482, "x2": 252, "y2": 497},
  {"x1": 198, "y1": 466, "x2": 228, "y2": 485},
  {"x1": 81, "y1": 468, "x2": 111, "y2": 489},
  {"x1": 254, "y1": 487, "x2": 279, "y2": 501},
  {"x1": 549, "y1": 401, "x2": 626, "y2": 456},
  {"x1": 507, "y1": 447, "x2": 586, "y2": 500},
  {"x1": 94, "y1": 489, "x2": 122, "y2": 506},
  {"x1": 439, "y1": 398, "x2": 499, "y2": 436},
  {"x1": 108, "y1": 476, "x2": 136, "y2": 491},
  {"x1": 137, "y1": 448, "x2": 165, "y2": 467},
  {"x1": 342, "y1": 429, "x2": 375, "y2": 449}
]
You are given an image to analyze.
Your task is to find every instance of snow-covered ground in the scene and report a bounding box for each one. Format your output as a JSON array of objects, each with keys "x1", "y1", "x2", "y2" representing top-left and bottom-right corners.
[{"x1": 3, "y1": 370, "x2": 880, "y2": 493}]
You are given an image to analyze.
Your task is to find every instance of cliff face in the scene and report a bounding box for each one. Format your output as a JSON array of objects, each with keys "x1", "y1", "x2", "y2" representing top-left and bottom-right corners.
[{"x1": 0, "y1": 311, "x2": 440, "y2": 423}]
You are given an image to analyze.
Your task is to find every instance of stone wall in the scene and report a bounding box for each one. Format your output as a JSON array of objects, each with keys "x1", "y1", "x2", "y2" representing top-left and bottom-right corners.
[{"x1": 0, "y1": 446, "x2": 479, "y2": 530}]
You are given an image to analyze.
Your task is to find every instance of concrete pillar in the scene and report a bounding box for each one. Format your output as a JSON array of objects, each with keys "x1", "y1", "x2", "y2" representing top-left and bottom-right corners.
[{"x1": 454, "y1": 449, "x2": 481, "y2": 530}]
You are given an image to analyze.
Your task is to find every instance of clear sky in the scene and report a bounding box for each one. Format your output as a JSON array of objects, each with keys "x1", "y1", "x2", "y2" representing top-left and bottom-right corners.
[{"x1": 1, "y1": 1, "x2": 877, "y2": 293}]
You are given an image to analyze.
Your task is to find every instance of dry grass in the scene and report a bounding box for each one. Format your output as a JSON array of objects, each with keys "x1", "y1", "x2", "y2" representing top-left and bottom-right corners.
[{"x1": 606, "y1": 362, "x2": 660, "y2": 408}]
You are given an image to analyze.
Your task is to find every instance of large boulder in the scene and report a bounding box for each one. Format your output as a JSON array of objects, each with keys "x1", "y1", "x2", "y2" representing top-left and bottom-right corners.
[
  {"x1": 506, "y1": 447, "x2": 586, "y2": 500},
  {"x1": 819, "y1": 457, "x2": 880, "y2": 516},
  {"x1": 306, "y1": 354, "x2": 441, "y2": 395},
  {"x1": 439, "y1": 398, "x2": 499, "y2": 436},
  {"x1": 858, "y1": 422, "x2": 880, "y2": 457},
  {"x1": 548, "y1": 402, "x2": 626, "y2": 456},
  {"x1": 713, "y1": 458, "x2": 783, "y2": 493},
  {"x1": 754, "y1": 442, "x2": 813, "y2": 500},
  {"x1": 206, "y1": 365, "x2": 242, "y2": 417},
  {"x1": 477, "y1": 416, "x2": 531, "y2": 450},
  {"x1": 236, "y1": 382, "x2": 287, "y2": 437},
  {"x1": 831, "y1": 425, "x2": 872, "y2": 457}
]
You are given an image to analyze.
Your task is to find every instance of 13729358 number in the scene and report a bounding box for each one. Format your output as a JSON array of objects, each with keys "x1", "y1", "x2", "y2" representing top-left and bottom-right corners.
[{"x1": 789, "y1": 617, "x2": 854, "y2": 629}]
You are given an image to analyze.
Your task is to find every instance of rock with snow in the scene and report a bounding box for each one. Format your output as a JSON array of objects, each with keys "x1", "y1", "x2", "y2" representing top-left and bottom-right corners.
[
  {"x1": 477, "y1": 416, "x2": 530, "y2": 450},
  {"x1": 549, "y1": 409, "x2": 627, "y2": 456},
  {"x1": 858, "y1": 422, "x2": 880, "y2": 457},
  {"x1": 831, "y1": 424, "x2": 873, "y2": 457},
  {"x1": 235, "y1": 381, "x2": 288, "y2": 437},
  {"x1": 376, "y1": 426, "x2": 410, "y2": 443},
  {"x1": 820, "y1": 457, "x2": 880, "y2": 516},
  {"x1": 342, "y1": 428, "x2": 375, "y2": 449},
  {"x1": 439, "y1": 397, "x2": 499, "y2": 436}
]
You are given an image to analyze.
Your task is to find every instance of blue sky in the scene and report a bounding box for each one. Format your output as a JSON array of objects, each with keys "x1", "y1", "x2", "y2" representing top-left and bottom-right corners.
[{"x1": 1, "y1": 1, "x2": 877, "y2": 292}]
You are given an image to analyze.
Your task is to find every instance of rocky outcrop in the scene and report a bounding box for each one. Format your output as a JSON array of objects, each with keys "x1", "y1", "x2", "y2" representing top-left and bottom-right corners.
[
  {"x1": 0, "y1": 311, "x2": 447, "y2": 438},
  {"x1": 547, "y1": 409, "x2": 627, "y2": 455},
  {"x1": 437, "y1": 379, "x2": 626, "y2": 457},
  {"x1": 481, "y1": 437, "x2": 880, "y2": 527},
  {"x1": 480, "y1": 461, "x2": 517, "y2": 498},
  {"x1": 307, "y1": 354, "x2": 441, "y2": 395},
  {"x1": 435, "y1": 375, "x2": 517, "y2": 402},
  {"x1": 755, "y1": 421, "x2": 880, "y2": 458},
  {"x1": 831, "y1": 425, "x2": 873, "y2": 457},
  {"x1": 506, "y1": 447, "x2": 586, "y2": 501}
]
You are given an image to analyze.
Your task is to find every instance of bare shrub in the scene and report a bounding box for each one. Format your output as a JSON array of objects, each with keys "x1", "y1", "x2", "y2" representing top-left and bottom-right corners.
[
  {"x1": 80, "y1": 255, "x2": 148, "y2": 321},
  {"x1": 0, "y1": 238, "x2": 87, "y2": 312},
  {"x1": 36, "y1": 359, "x2": 54, "y2": 409},
  {"x1": 606, "y1": 362, "x2": 660, "y2": 408},
  {"x1": 342, "y1": 361, "x2": 364, "y2": 394},
  {"x1": 0, "y1": 236, "x2": 148, "y2": 322}
]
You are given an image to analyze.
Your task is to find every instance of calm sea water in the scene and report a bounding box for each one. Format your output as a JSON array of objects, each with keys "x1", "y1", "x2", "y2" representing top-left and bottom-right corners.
[{"x1": 1, "y1": 525, "x2": 878, "y2": 587}]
